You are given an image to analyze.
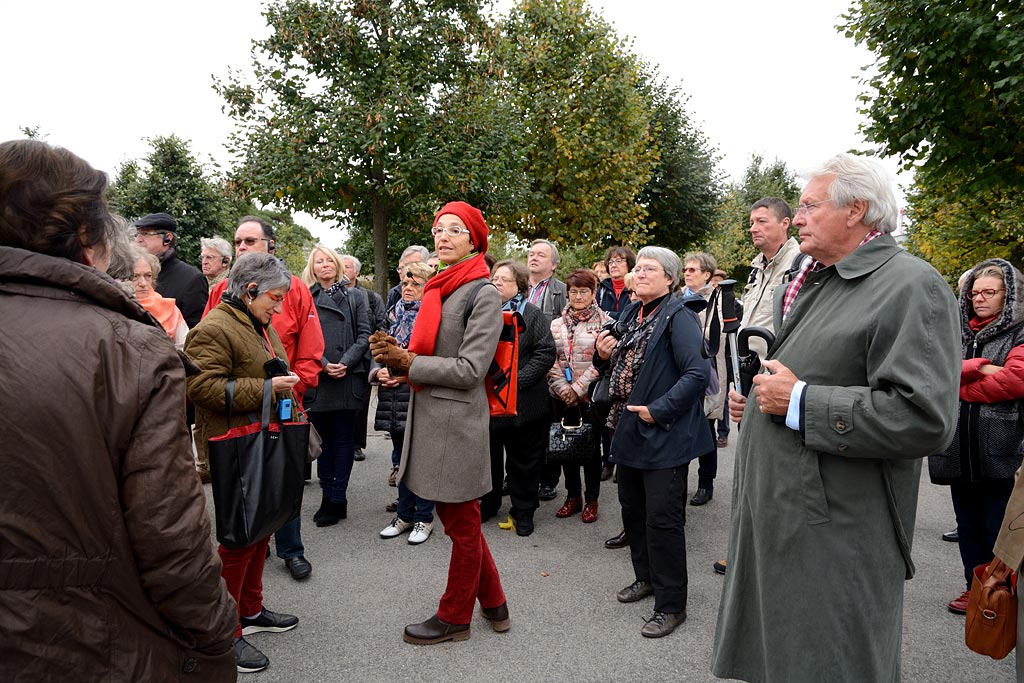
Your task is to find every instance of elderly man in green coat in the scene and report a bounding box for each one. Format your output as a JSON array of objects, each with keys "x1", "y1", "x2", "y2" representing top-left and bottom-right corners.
[{"x1": 711, "y1": 153, "x2": 961, "y2": 683}]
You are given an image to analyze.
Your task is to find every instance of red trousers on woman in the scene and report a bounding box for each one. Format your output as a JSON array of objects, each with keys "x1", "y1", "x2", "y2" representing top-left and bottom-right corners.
[
  {"x1": 218, "y1": 536, "x2": 271, "y2": 637},
  {"x1": 434, "y1": 500, "x2": 506, "y2": 624}
]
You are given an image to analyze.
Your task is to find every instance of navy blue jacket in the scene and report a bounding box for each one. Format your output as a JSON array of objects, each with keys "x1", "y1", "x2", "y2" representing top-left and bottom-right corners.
[
  {"x1": 596, "y1": 277, "x2": 632, "y2": 320},
  {"x1": 598, "y1": 295, "x2": 712, "y2": 469}
]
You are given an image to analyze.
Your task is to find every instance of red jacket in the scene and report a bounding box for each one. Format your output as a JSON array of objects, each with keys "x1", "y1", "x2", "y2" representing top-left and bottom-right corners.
[
  {"x1": 960, "y1": 346, "x2": 1024, "y2": 403},
  {"x1": 206, "y1": 275, "x2": 324, "y2": 403}
]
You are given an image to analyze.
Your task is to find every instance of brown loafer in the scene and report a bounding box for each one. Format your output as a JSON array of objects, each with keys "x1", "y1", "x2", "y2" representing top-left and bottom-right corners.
[
  {"x1": 403, "y1": 615, "x2": 471, "y2": 645},
  {"x1": 641, "y1": 610, "x2": 686, "y2": 638},
  {"x1": 480, "y1": 602, "x2": 511, "y2": 632}
]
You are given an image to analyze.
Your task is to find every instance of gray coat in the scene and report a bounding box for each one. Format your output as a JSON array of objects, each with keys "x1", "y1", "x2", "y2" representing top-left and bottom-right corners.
[
  {"x1": 536, "y1": 276, "x2": 567, "y2": 323},
  {"x1": 399, "y1": 279, "x2": 502, "y2": 502},
  {"x1": 305, "y1": 282, "x2": 371, "y2": 413},
  {"x1": 711, "y1": 233, "x2": 961, "y2": 683}
]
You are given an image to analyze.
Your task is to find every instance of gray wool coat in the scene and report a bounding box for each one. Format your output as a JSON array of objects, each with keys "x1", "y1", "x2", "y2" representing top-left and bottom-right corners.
[
  {"x1": 305, "y1": 281, "x2": 371, "y2": 413},
  {"x1": 399, "y1": 279, "x2": 502, "y2": 503},
  {"x1": 711, "y1": 233, "x2": 961, "y2": 683}
]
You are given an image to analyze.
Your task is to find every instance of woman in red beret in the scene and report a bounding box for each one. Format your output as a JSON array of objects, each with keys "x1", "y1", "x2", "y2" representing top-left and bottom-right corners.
[{"x1": 370, "y1": 201, "x2": 510, "y2": 645}]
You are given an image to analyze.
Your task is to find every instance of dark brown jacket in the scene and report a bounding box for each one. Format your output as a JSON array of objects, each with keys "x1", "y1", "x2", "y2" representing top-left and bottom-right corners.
[{"x1": 0, "y1": 247, "x2": 237, "y2": 682}]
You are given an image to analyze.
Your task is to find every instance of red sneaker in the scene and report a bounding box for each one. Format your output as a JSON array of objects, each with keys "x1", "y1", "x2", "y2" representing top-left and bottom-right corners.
[
  {"x1": 947, "y1": 590, "x2": 970, "y2": 614},
  {"x1": 556, "y1": 496, "x2": 582, "y2": 518},
  {"x1": 581, "y1": 501, "x2": 598, "y2": 523}
]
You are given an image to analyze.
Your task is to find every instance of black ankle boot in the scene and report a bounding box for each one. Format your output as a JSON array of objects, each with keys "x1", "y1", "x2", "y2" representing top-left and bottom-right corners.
[{"x1": 312, "y1": 494, "x2": 331, "y2": 524}]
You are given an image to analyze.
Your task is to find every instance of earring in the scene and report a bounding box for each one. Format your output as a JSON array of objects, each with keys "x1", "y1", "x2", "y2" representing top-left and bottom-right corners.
[{"x1": 247, "y1": 296, "x2": 254, "y2": 304}]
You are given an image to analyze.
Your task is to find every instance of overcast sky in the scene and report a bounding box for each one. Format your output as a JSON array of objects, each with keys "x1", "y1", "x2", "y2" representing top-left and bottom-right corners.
[{"x1": 1, "y1": 0, "x2": 895, "y2": 248}]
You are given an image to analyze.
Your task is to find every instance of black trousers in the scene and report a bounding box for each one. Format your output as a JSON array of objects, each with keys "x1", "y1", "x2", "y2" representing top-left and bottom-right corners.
[
  {"x1": 484, "y1": 420, "x2": 547, "y2": 524},
  {"x1": 695, "y1": 418, "x2": 717, "y2": 490},
  {"x1": 950, "y1": 478, "x2": 1015, "y2": 588},
  {"x1": 618, "y1": 462, "x2": 688, "y2": 614},
  {"x1": 353, "y1": 381, "x2": 371, "y2": 450}
]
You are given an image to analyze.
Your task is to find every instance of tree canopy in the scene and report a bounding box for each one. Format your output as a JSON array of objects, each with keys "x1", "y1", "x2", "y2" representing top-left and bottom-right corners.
[
  {"x1": 842, "y1": 0, "x2": 1024, "y2": 191},
  {"x1": 216, "y1": 0, "x2": 526, "y2": 294},
  {"x1": 108, "y1": 134, "x2": 234, "y2": 264}
]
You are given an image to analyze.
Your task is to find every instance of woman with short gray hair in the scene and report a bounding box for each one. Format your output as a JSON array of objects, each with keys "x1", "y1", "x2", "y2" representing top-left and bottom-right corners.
[{"x1": 185, "y1": 250, "x2": 302, "y2": 673}]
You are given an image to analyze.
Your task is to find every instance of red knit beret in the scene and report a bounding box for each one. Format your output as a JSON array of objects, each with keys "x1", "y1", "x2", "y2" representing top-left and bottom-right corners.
[{"x1": 433, "y1": 201, "x2": 488, "y2": 254}]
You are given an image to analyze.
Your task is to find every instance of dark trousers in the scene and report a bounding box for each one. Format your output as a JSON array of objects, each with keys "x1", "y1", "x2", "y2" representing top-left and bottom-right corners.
[
  {"x1": 311, "y1": 409, "x2": 357, "y2": 503},
  {"x1": 434, "y1": 500, "x2": 506, "y2": 624},
  {"x1": 716, "y1": 418, "x2": 729, "y2": 438},
  {"x1": 219, "y1": 536, "x2": 271, "y2": 637},
  {"x1": 695, "y1": 419, "x2": 717, "y2": 490},
  {"x1": 392, "y1": 429, "x2": 434, "y2": 523},
  {"x1": 485, "y1": 420, "x2": 547, "y2": 524},
  {"x1": 353, "y1": 382, "x2": 371, "y2": 449},
  {"x1": 950, "y1": 478, "x2": 1016, "y2": 588},
  {"x1": 563, "y1": 459, "x2": 601, "y2": 502},
  {"x1": 617, "y1": 462, "x2": 688, "y2": 614}
]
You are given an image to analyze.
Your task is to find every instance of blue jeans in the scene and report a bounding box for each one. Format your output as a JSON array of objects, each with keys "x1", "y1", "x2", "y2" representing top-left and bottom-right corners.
[
  {"x1": 392, "y1": 429, "x2": 434, "y2": 523},
  {"x1": 311, "y1": 409, "x2": 357, "y2": 503},
  {"x1": 274, "y1": 517, "x2": 304, "y2": 560}
]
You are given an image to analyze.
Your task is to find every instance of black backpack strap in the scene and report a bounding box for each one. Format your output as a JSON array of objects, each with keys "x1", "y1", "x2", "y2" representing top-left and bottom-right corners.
[
  {"x1": 462, "y1": 280, "x2": 493, "y2": 327},
  {"x1": 784, "y1": 252, "x2": 810, "y2": 283}
]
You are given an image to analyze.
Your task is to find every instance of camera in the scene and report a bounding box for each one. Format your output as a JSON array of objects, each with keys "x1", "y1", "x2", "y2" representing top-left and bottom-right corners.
[
  {"x1": 601, "y1": 317, "x2": 630, "y2": 341},
  {"x1": 263, "y1": 357, "x2": 290, "y2": 378}
]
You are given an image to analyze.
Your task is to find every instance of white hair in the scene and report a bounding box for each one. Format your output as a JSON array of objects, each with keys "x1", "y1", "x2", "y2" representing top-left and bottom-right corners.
[
  {"x1": 201, "y1": 236, "x2": 233, "y2": 262},
  {"x1": 803, "y1": 153, "x2": 899, "y2": 233},
  {"x1": 340, "y1": 253, "x2": 361, "y2": 274}
]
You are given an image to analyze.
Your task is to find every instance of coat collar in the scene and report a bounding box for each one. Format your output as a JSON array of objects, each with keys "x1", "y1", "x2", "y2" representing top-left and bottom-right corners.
[{"x1": 829, "y1": 232, "x2": 902, "y2": 280}]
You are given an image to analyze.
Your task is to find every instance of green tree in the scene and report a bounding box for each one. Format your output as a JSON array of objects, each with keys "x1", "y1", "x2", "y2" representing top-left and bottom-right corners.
[
  {"x1": 639, "y1": 77, "x2": 722, "y2": 253},
  {"x1": 217, "y1": 0, "x2": 527, "y2": 295},
  {"x1": 841, "y1": 0, "x2": 1024, "y2": 192},
  {"x1": 705, "y1": 155, "x2": 800, "y2": 282},
  {"x1": 487, "y1": 0, "x2": 658, "y2": 250},
  {"x1": 903, "y1": 174, "x2": 1024, "y2": 284},
  {"x1": 108, "y1": 135, "x2": 234, "y2": 264}
]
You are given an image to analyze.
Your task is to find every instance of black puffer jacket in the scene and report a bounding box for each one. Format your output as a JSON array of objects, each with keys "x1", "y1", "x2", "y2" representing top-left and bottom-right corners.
[
  {"x1": 375, "y1": 383, "x2": 411, "y2": 434},
  {"x1": 930, "y1": 258, "x2": 1024, "y2": 482}
]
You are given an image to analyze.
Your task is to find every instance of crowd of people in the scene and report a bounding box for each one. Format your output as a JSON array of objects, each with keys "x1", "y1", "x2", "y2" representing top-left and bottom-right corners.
[{"x1": 3, "y1": 138, "x2": 1022, "y2": 683}]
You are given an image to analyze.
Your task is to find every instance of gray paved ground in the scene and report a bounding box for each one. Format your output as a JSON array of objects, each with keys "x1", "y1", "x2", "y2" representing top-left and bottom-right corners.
[{"x1": 203, "y1": 414, "x2": 1016, "y2": 682}]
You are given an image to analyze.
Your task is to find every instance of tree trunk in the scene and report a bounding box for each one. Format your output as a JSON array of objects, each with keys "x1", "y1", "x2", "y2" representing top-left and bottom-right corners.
[{"x1": 372, "y1": 194, "x2": 390, "y2": 299}]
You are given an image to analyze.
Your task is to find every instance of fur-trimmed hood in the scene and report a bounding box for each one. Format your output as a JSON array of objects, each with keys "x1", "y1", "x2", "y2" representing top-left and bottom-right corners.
[{"x1": 960, "y1": 258, "x2": 1024, "y2": 343}]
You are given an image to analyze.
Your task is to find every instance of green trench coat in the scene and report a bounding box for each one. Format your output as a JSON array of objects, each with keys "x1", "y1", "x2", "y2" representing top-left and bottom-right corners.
[{"x1": 711, "y1": 234, "x2": 961, "y2": 683}]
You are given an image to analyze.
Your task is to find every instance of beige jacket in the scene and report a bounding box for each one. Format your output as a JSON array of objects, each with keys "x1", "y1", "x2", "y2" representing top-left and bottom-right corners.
[
  {"x1": 994, "y1": 466, "x2": 1024, "y2": 570},
  {"x1": 741, "y1": 236, "x2": 802, "y2": 358}
]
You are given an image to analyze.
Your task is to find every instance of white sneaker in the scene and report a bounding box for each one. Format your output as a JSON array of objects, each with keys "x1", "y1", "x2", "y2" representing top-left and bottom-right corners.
[
  {"x1": 408, "y1": 521, "x2": 433, "y2": 545},
  {"x1": 379, "y1": 517, "x2": 413, "y2": 539}
]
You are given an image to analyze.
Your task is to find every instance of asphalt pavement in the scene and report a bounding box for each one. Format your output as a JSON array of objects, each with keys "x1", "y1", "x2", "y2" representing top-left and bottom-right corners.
[{"x1": 202, "y1": 414, "x2": 1016, "y2": 682}]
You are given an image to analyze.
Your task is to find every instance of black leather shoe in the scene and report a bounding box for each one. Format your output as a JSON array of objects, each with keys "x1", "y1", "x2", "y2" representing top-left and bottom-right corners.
[
  {"x1": 641, "y1": 610, "x2": 686, "y2": 638},
  {"x1": 284, "y1": 556, "x2": 312, "y2": 580},
  {"x1": 616, "y1": 580, "x2": 654, "y2": 603},
  {"x1": 537, "y1": 484, "x2": 557, "y2": 501},
  {"x1": 513, "y1": 515, "x2": 534, "y2": 537},
  {"x1": 240, "y1": 607, "x2": 299, "y2": 635},
  {"x1": 403, "y1": 615, "x2": 471, "y2": 645},
  {"x1": 689, "y1": 488, "x2": 713, "y2": 506},
  {"x1": 353, "y1": 448, "x2": 366, "y2": 461},
  {"x1": 605, "y1": 529, "x2": 628, "y2": 550},
  {"x1": 600, "y1": 464, "x2": 614, "y2": 481},
  {"x1": 480, "y1": 602, "x2": 511, "y2": 632},
  {"x1": 233, "y1": 636, "x2": 269, "y2": 673},
  {"x1": 713, "y1": 559, "x2": 727, "y2": 575},
  {"x1": 942, "y1": 528, "x2": 959, "y2": 543}
]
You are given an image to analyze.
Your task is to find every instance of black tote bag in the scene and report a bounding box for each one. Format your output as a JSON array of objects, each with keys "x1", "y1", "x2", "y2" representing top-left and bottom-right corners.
[{"x1": 208, "y1": 379, "x2": 308, "y2": 549}]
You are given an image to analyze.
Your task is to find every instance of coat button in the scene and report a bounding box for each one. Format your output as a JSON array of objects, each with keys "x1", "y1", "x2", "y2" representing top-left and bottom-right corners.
[
  {"x1": 835, "y1": 420, "x2": 846, "y2": 431},
  {"x1": 837, "y1": 444, "x2": 848, "y2": 452},
  {"x1": 182, "y1": 657, "x2": 197, "y2": 674}
]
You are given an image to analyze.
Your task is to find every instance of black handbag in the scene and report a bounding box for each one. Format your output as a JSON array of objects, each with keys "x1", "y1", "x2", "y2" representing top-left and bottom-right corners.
[
  {"x1": 546, "y1": 407, "x2": 599, "y2": 465},
  {"x1": 208, "y1": 379, "x2": 308, "y2": 549}
]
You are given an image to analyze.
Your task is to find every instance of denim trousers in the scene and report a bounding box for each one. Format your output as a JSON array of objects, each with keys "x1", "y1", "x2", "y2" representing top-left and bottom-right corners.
[
  {"x1": 392, "y1": 429, "x2": 434, "y2": 523},
  {"x1": 311, "y1": 409, "x2": 357, "y2": 503}
]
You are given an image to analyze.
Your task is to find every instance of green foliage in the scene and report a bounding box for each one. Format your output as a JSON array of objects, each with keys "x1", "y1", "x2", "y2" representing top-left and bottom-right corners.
[
  {"x1": 108, "y1": 135, "x2": 235, "y2": 264},
  {"x1": 841, "y1": 0, "x2": 1024, "y2": 192},
  {"x1": 705, "y1": 155, "x2": 800, "y2": 282},
  {"x1": 217, "y1": 0, "x2": 527, "y2": 295},
  {"x1": 639, "y1": 77, "x2": 722, "y2": 253},
  {"x1": 487, "y1": 0, "x2": 658, "y2": 250},
  {"x1": 903, "y1": 173, "x2": 1024, "y2": 285}
]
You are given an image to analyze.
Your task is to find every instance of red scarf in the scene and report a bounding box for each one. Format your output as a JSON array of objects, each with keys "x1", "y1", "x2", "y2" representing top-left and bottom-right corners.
[
  {"x1": 408, "y1": 253, "x2": 491, "y2": 357},
  {"x1": 969, "y1": 314, "x2": 998, "y2": 332}
]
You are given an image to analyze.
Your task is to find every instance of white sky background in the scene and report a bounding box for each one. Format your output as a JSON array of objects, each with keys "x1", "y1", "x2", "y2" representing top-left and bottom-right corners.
[{"x1": 0, "y1": 0, "x2": 898, "y2": 249}]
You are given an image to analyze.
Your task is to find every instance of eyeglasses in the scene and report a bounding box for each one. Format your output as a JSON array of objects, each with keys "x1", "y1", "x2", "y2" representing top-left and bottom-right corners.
[
  {"x1": 233, "y1": 236, "x2": 271, "y2": 247},
  {"x1": 133, "y1": 230, "x2": 167, "y2": 239},
  {"x1": 794, "y1": 199, "x2": 834, "y2": 215},
  {"x1": 431, "y1": 225, "x2": 471, "y2": 238},
  {"x1": 491, "y1": 276, "x2": 517, "y2": 285},
  {"x1": 265, "y1": 291, "x2": 285, "y2": 303},
  {"x1": 607, "y1": 258, "x2": 627, "y2": 266},
  {"x1": 200, "y1": 254, "x2": 223, "y2": 261},
  {"x1": 401, "y1": 279, "x2": 425, "y2": 289},
  {"x1": 970, "y1": 288, "x2": 1004, "y2": 301},
  {"x1": 683, "y1": 267, "x2": 700, "y2": 274},
  {"x1": 633, "y1": 265, "x2": 663, "y2": 275},
  {"x1": 130, "y1": 271, "x2": 154, "y2": 282},
  {"x1": 568, "y1": 289, "x2": 592, "y2": 298}
]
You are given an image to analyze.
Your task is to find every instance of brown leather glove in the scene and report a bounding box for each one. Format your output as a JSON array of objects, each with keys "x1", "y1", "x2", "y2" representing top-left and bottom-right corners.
[
  {"x1": 369, "y1": 332, "x2": 398, "y2": 360},
  {"x1": 374, "y1": 342, "x2": 416, "y2": 373}
]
